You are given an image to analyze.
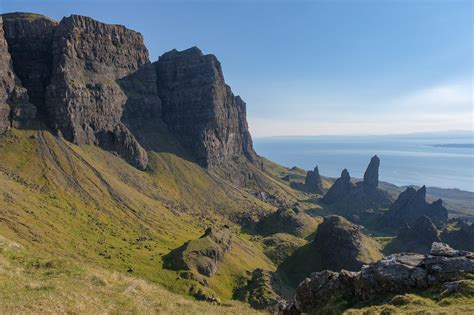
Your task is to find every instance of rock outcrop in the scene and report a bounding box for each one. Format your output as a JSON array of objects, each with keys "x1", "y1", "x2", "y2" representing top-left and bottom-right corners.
[
  {"x1": 45, "y1": 15, "x2": 149, "y2": 169},
  {"x1": 0, "y1": 15, "x2": 36, "y2": 133},
  {"x1": 394, "y1": 215, "x2": 440, "y2": 254},
  {"x1": 277, "y1": 216, "x2": 381, "y2": 286},
  {"x1": 363, "y1": 155, "x2": 379, "y2": 189},
  {"x1": 279, "y1": 243, "x2": 474, "y2": 314},
  {"x1": 383, "y1": 186, "x2": 448, "y2": 229},
  {"x1": 163, "y1": 226, "x2": 232, "y2": 277},
  {"x1": 256, "y1": 206, "x2": 318, "y2": 237},
  {"x1": 155, "y1": 47, "x2": 257, "y2": 168},
  {"x1": 441, "y1": 220, "x2": 474, "y2": 251},
  {"x1": 291, "y1": 166, "x2": 323, "y2": 194},
  {"x1": 320, "y1": 169, "x2": 353, "y2": 204},
  {"x1": 320, "y1": 156, "x2": 391, "y2": 213}
]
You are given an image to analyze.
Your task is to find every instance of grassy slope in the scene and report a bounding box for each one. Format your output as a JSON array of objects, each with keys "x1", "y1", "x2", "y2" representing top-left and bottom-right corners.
[
  {"x1": 0, "y1": 236, "x2": 260, "y2": 314},
  {"x1": 0, "y1": 129, "x2": 276, "y2": 304}
]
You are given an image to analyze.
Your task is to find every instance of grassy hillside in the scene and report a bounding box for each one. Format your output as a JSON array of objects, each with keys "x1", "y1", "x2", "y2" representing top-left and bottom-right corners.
[
  {"x1": 0, "y1": 235, "x2": 259, "y2": 314},
  {"x1": 0, "y1": 129, "x2": 282, "y2": 304}
]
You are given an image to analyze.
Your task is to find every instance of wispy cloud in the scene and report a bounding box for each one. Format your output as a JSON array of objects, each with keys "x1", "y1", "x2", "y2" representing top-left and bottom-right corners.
[{"x1": 249, "y1": 80, "x2": 473, "y2": 137}]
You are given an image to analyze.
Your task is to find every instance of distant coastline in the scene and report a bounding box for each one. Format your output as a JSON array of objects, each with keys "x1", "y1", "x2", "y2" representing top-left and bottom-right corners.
[{"x1": 433, "y1": 144, "x2": 474, "y2": 148}]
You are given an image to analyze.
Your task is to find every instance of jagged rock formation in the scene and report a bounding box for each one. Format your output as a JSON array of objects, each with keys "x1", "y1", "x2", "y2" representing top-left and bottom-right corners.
[
  {"x1": 277, "y1": 215, "x2": 381, "y2": 286},
  {"x1": 234, "y1": 269, "x2": 283, "y2": 310},
  {"x1": 392, "y1": 215, "x2": 440, "y2": 254},
  {"x1": 256, "y1": 206, "x2": 318, "y2": 237},
  {"x1": 320, "y1": 169, "x2": 353, "y2": 204},
  {"x1": 383, "y1": 186, "x2": 448, "y2": 229},
  {"x1": 155, "y1": 47, "x2": 257, "y2": 168},
  {"x1": 319, "y1": 157, "x2": 392, "y2": 219},
  {"x1": 279, "y1": 243, "x2": 474, "y2": 314},
  {"x1": 163, "y1": 226, "x2": 232, "y2": 277},
  {"x1": 0, "y1": 15, "x2": 36, "y2": 133},
  {"x1": 291, "y1": 166, "x2": 323, "y2": 194},
  {"x1": 2, "y1": 13, "x2": 57, "y2": 115}
]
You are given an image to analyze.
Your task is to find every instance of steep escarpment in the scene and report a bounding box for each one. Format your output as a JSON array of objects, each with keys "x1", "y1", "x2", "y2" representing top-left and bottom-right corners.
[
  {"x1": 45, "y1": 15, "x2": 150, "y2": 169},
  {"x1": 155, "y1": 47, "x2": 257, "y2": 168},
  {"x1": 2, "y1": 13, "x2": 57, "y2": 115},
  {"x1": 0, "y1": 15, "x2": 36, "y2": 133}
]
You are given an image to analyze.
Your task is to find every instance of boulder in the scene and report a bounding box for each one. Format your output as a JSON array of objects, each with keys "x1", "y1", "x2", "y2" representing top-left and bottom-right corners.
[{"x1": 279, "y1": 243, "x2": 474, "y2": 314}]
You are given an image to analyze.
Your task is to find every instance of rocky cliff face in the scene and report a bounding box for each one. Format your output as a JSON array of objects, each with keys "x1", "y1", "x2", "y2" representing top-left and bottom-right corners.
[
  {"x1": 45, "y1": 15, "x2": 149, "y2": 169},
  {"x1": 155, "y1": 47, "x2": 257, "y2": 167},
  {"x1": 2, "y1": 13, "x2": 57, "y2": 116},
  {"x1": 0, "y1": 15, "x2": 36, "y2": 133},
  {"x1": 1, "y1": 13, "x2": 259, "y2": 172},
  {"x1": 383, "y1": 186, "x2": 448, "y2": 229}
]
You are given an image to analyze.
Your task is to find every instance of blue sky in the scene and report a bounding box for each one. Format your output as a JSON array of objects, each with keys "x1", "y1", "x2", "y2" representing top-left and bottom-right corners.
[{"x1": 2, "y1": 0, "x2": 472, "y2": 136}]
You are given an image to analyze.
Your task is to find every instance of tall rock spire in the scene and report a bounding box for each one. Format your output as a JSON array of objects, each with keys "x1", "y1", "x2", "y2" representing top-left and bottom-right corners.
[{"x1": 363, "y1": 155, "x2": 380, "y2": 189}]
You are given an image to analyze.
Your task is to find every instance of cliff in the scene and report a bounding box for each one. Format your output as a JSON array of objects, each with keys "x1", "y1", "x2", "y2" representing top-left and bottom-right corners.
[{"x1": 155, "y1": 47, "x2": 257, "y2": 167}]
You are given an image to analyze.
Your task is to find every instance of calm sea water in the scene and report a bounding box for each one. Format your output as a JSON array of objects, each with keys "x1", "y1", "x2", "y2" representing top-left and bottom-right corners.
[{"x1": 254, "y1": 133, "x2": 474, "y2": 192}]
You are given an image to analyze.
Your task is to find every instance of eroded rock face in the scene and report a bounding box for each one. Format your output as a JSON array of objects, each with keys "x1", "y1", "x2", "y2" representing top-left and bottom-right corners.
[
  {"x1": 293, "y1": 166, "x2": 323, "y2": 194},
  {"x1": 2, "y1": 13, "x2": 57, "y2": 115},
  {"x1": 0, "y1": 15, "x2": 36, "y2": 133},
  {"x1": 383, "y1": 186, "x2": 448, "y2": 229},
  {"x1": 155, "y1": 47, "x2": 257, "y2": 168},
  {"x1": 45, "y1": 15, "x2": 149, "y2": 169},
  {"x1": 280, "y1": 243, "x2": 474, "y2": 314},
  {"x1": 320, "y1": 169, "x2": 353, "y2": 204}
]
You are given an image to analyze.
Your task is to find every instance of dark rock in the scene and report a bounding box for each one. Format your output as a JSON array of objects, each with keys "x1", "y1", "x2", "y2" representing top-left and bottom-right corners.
[
  {"x1": 45, "y1": 15, "x2": 149, "y2": 169},
  {"x1": 363, "y1": 155, "x2": 379, "y2": 189},
  {"x1": 320, "y1": 157, "x2": 391, "y2": 213},
  {"x1": 2, "y1": 13, "x2": 57, "y2": 115},
  {"x1": 312, "y1": 215, "x2": 379, "y2": 272},
  {"x1": 430, "y1": 241, "x2": 469, "y2": 257},
  {"x1": 292, "y1": 166, "x2": 323, "y2": 194},
  {"x1": 394, "y1": 216, "x2": 440, "y2": 254},
  {"x1": 155, "y1": 47, "x2": 257, "y2": 168},
  {"x1": 320, "y1": 169, "x2": 353, "y2": 204},
  {"x1": 280, "y1": 243, "x2": 474, "y2": 314},
  {"x1": 0, "y1": 15, "x2": 36, "y2": 133},
  {"x1": 382, "y1": 186, "x2": 448, "y2": 229}
]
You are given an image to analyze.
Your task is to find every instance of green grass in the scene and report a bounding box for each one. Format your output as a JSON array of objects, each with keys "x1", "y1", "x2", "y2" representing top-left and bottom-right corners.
[{"x1": 0, "y1": 129, "x2": 275, "y2": 305}]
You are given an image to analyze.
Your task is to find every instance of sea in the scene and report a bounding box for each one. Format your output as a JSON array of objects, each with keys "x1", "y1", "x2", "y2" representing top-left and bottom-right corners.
[{"x1": 253, "y1": 132, "x2": 474, "y2": 192}]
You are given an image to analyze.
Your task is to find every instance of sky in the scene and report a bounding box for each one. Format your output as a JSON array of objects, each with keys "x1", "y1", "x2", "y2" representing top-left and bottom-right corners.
[{"x1": 2, "y1": 0, "x2": 473, "y2": 137}]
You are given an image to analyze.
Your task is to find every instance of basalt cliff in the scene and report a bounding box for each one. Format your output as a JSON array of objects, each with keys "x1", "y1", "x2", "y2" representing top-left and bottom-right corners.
[{"x1": 0, "y1": 13, "x2": 257, "y2": 172}]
